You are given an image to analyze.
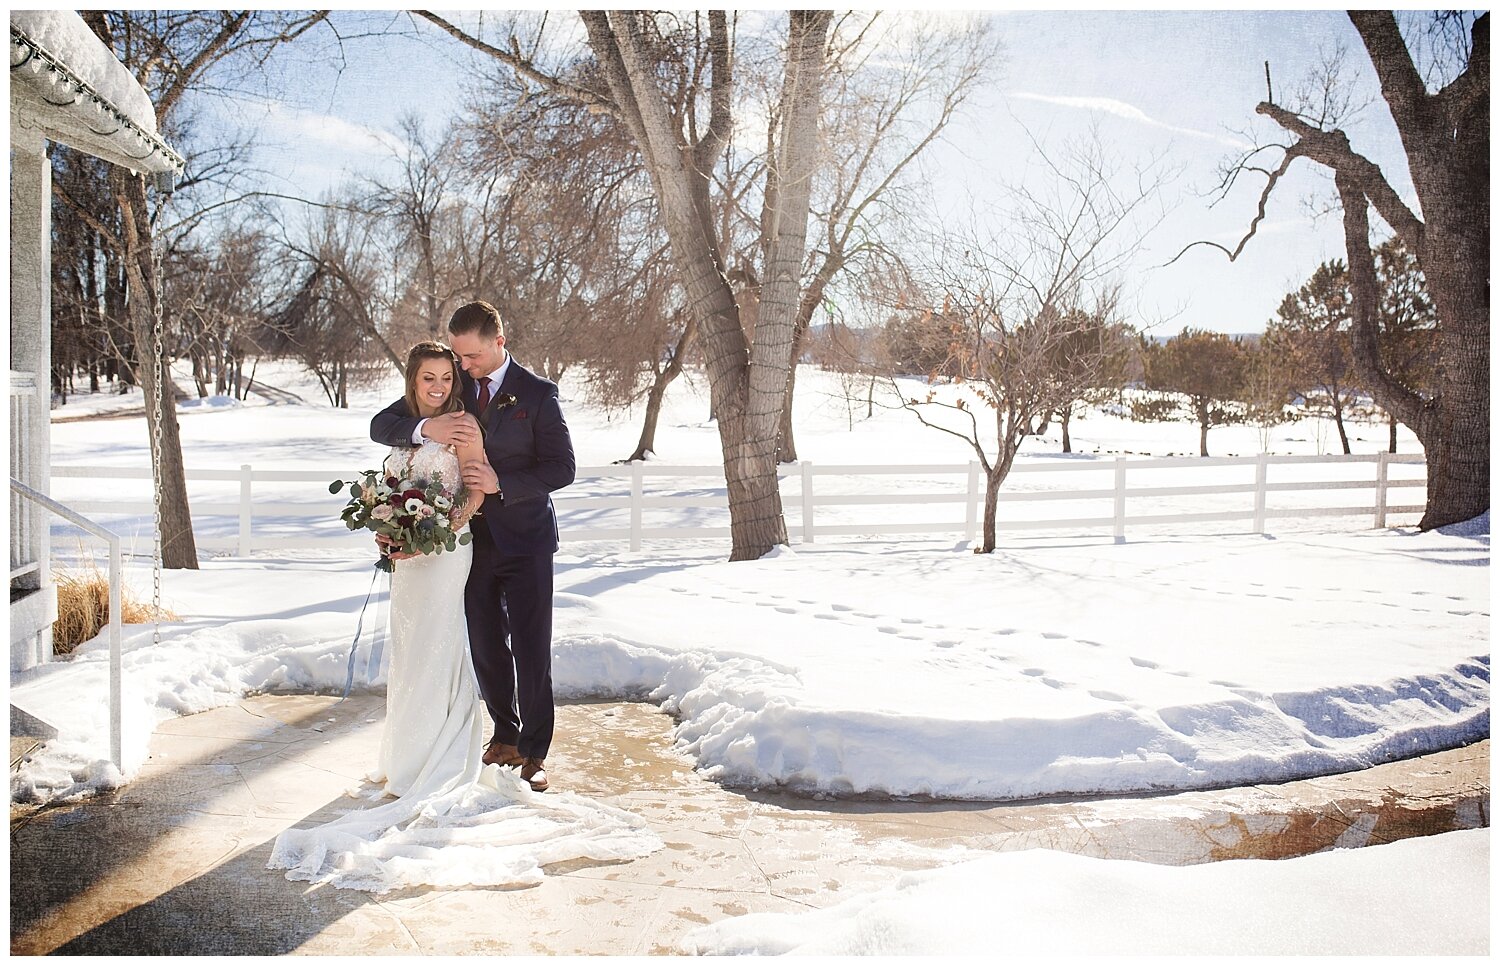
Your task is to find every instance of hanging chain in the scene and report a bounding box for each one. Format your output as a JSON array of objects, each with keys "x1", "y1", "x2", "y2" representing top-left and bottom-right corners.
[{"x1": 148, "y1": 178, "x2": 170, "y2": 648}]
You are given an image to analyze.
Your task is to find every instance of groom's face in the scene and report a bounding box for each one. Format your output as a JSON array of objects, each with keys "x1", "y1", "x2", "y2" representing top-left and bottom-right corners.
[{"x1": 450, "y1": 331, "x2": 507, "y2": 379}]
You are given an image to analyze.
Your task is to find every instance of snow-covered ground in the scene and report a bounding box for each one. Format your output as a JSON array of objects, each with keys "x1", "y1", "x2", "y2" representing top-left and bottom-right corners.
[
  {"x1": 16, "y1": 361, "x2": 1486, "y2": 807},
  {"x1": 685, "y1": 827, "x2": 1489, "y2": 955}
]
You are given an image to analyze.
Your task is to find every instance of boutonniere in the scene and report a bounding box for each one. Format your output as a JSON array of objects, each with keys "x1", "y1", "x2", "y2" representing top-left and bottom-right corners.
[{"x1": 494, "y1": 393, "x2": 518, "y2": 410}]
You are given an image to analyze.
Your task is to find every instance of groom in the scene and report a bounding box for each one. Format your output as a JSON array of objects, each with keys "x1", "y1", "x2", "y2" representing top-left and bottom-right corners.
[{"x1": 370, "y1": 300, "x2": 575, "y2": 792}]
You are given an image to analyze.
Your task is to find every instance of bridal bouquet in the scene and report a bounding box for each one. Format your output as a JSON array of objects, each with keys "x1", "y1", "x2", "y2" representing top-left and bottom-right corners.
[{"x1": 330, "y1": 470, "x2": 472, "y2": 572}]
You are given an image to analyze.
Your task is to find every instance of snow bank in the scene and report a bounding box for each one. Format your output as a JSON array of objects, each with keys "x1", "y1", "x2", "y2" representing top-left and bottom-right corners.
[
  {"x1": 684, "y1": 828, "x2": 1489, "y2": 955},
  {"x1": 22, "y1": 364, "x2": 1484, "y2": 806}
]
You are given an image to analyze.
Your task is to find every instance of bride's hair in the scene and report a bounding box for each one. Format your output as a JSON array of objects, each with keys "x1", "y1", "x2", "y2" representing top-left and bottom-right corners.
[{"x1": 403, "y1": 341, "x2": 467, "y2": 420}]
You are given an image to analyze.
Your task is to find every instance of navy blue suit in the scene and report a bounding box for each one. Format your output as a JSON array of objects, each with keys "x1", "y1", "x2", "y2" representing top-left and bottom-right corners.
[{"x1": 371, "y1": 360, "x2": 575, "y2": 759}]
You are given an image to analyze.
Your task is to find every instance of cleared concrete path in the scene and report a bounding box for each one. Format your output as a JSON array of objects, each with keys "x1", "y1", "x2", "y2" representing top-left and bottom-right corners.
[{"x1": 10, "y1": 695, "x2": 1489, "y2": 955}]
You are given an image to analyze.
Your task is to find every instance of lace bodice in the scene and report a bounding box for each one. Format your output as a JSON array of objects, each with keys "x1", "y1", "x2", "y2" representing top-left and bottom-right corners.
[{"x1": 384, "y1": 440, "x2": 461, "y2": 494}]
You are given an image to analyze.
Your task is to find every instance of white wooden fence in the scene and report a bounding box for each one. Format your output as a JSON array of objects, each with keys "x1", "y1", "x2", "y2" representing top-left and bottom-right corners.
[{"x1": 48, "y1": 452, "x2": 1428, "y2": 555}]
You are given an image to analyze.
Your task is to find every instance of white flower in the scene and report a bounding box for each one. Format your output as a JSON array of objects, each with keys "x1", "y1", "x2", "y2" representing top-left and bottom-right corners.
[
  {"x1": 433, "y1": 494, "x2": 452, "y2": 511},
  {"x1": 398, "y1": 479, "x2": 414, "y2": 492},
  {"x1": 404, "y1": 498, "x2": 423, "y2": 514},
  {"x1": 417, "y1": 504, "x2": 435, "y2": 519},
  {"x1": 375, "y1": 484, "x2": 392, "y2": 499},
  {"x1": 436, "y1": 515, "x2": 450, "y2": 529}
]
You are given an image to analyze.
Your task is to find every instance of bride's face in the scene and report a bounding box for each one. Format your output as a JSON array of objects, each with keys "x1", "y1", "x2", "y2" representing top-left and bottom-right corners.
[{"x1": 414, "y1": 358, "x2": 455, "y2": 417}]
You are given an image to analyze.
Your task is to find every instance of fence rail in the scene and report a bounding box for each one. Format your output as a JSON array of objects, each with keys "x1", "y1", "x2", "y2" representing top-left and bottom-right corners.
[
  {"x1": 11, "y1": 478, "x2": 124, "y2": 770},
  {"x1": 46, "y1": 452, "x2": 1428, "y2": 554}
]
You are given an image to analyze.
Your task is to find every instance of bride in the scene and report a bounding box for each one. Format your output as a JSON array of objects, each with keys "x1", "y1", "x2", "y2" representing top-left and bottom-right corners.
[{"x1": 268, "y1": 341, "x2": 657, "y2": 893}]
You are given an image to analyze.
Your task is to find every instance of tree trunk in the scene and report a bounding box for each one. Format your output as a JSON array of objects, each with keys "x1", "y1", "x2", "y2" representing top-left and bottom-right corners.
[
  {"x1": 776, "y1": 258, "x2": 842, "y2": 463},
  {"x1": 1060, "y1": 408, "x2": 1072, "y2": 453},
  {"x1": 628, "y1": 370, "x2": 672, "y2": 462},
  {"x1": 980, "y1": 471, "x2": 1000, "y2": 554},
  {"x1": 114, "y1": 171, "x2": 198, "y2": 569},
  {"x1": 1332, "y1": 399, "x2": 1351, "y2": 454},
  {"x1": 583, "y1": 11, "x2": 830, "y2": 561},
  {"x1": 776, "y1": 361, "x2": 799, "y2": 463},
  {"x1": 1338, "y1": 170, "x2": 1488, "y2": 530},
  {"x1": 1389, "y1": 413, "x2": 1398, "y2": 453}
]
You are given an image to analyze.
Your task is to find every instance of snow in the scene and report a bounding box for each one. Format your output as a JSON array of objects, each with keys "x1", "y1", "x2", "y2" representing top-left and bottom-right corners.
[
  {"x1": 9, "y1": 11, "x2": 159, "y2": 133},
  {"x1": 17, "y1": 362, "x2": 1487, "y2": 807},
  {"x1": 683, "y1": 827, "x2": 1489, "y2": 955}
]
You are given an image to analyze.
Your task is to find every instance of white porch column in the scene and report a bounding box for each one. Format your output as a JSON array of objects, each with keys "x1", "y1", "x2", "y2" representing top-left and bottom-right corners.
[{"x1": 11, "y1": 125, "x2": 56, "y2": 668}]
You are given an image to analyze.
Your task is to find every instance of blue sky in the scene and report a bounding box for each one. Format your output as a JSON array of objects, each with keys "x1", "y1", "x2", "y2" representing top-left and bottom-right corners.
[{"x1": 201, "y1": 9, "x2": 1421, "y2": 336}]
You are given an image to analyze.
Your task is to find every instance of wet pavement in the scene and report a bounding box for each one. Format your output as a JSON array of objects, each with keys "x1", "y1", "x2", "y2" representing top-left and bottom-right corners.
[{"x1": 10, "y1": 695, "x2": 1490, "y2": 955}]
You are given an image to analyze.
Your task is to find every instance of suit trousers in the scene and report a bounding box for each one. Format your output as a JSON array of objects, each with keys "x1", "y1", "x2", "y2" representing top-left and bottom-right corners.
[{"x1": 464, "y1": 523, "x2": 555, "y2": 759}]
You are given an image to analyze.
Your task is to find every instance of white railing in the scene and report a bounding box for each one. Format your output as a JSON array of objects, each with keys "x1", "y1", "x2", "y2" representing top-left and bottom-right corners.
[
  {"x1": 47, "y1": 453, "x2": 1427, "y2": 554},
  {"x1": 11, "y1": 371, "x2": 37, "y2": 582},
  {"x1": 10, "y1": 478, "x2": 124, "y2": 771}
]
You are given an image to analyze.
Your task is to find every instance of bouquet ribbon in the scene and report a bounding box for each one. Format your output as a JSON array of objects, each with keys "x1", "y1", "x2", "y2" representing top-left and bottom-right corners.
[{"x1": 337, "y1": 563, "x2": 389, "y2": 703}]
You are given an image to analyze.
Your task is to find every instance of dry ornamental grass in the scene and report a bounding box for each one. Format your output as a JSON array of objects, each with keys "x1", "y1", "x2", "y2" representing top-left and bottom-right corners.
[{"x1": 52, "y1": 564, "x2": 177, "y2": 654}]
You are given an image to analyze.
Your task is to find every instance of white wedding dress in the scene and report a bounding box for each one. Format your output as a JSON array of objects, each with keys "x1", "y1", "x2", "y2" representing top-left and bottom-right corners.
[{"x1": 268, "y1": 441, "x2": 660, "y2": 893}]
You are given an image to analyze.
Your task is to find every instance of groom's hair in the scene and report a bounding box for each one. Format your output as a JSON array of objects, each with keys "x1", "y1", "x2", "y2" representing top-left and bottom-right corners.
[{"x1": 448, "y1": 300, "x2": 504, "y2": 341}]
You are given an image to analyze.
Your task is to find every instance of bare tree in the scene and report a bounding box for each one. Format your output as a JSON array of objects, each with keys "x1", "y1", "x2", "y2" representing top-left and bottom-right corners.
[
  {"x1": 77, "y1": 10, "x2": 331, "y2": 568},
  {"x1": 889, "y1": 133, "x2": 1168, "y2": 552},
  {"x1": 775, "y1": 12, "x2": 1001, "y2": 462},
  {"x1": 420, "y1": 10, "x2": 833, "y2": 559},
  {"x1": 365, "y1": 114, "x2": 462, "y2": 342},
  {"x1": 1183, "y1": 11, "x2": 1488, "y2": 529}
]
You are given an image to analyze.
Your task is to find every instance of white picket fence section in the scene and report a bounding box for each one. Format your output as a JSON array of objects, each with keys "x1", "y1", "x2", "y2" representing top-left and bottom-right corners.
[{"x1": 48, "y1": 452, "x2": 1428, "y2": 555}]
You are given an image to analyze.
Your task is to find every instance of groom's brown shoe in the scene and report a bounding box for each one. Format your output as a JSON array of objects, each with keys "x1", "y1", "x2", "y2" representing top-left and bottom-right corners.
[
  {"x1": 483, "y1": 741, "x2": 523, "y2": 768},
  {"x1": 520, "y1": 757, "x2": 548, "y2": 792}
]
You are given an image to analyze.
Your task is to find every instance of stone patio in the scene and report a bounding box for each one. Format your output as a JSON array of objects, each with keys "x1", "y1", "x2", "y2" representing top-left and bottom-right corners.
[{"x1": 9, "y1": 695, "x2": 1490, "y2": 955}]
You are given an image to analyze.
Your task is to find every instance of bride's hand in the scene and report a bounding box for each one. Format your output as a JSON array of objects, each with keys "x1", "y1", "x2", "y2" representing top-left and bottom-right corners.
[{"x1": 376, "y1": 533, "x2": 418, "y2": 561}]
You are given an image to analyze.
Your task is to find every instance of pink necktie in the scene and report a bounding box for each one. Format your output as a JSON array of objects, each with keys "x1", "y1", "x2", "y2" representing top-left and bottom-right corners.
[{"x1": 476, "y1": 376, "x2": 491, "y2": 412}]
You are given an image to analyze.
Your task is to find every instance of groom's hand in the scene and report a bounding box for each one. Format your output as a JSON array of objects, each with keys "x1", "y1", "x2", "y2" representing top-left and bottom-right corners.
[
  {"x1": 462, "y1": 458, "x2": 500, "y2": 495},
  {"x1": 422, "y1": 412, "x2": 480, "y2": 446}
]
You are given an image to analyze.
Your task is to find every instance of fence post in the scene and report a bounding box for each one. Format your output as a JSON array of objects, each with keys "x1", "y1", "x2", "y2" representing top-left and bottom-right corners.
[
  {"x1": 1253, "y1": 452, "x2": 1268, "y2": 535},
  {"x1": 629, "y1": 460, "x2": 644, "y2": 551},
  {"x1": 107, "y1": 533, "x2": 123, "y2": 772},
  {"x1": 801, "y1": 461, "x2": 815, "y2": 543},
  {"x1": 1113, "y1": 456, "x2": 1127, "y2": 543},
  {"x1": 239, "y1": 464, "x2": 253, "y2": 556},
  {"x1": 1374, "y1": 450, "x2": 1390, "y2": 529},
  {"x1": 965, "y1": 461, "x2": 981, "y2": 544}
]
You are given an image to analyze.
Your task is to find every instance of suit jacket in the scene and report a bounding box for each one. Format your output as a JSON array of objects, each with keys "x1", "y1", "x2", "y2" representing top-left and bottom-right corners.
[{"x1": 370, "y1": 360, "x2": 575, "y2": 555}]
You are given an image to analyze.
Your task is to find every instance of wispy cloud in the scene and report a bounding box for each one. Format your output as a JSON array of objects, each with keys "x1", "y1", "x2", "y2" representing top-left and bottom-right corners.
[
  {"x1": 1008, "y1": 92, "x2": 1250, "y2": 150},
  {"x1": 232, "y1": 96, "x2": 408, "y2": 161}
]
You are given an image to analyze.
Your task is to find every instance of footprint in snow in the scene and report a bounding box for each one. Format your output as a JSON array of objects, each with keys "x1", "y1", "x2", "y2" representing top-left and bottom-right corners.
[
  {"x1": 1021, "y1": 668, "x2": 1046, "y2": 677},
  {"x1": 1089, "y1": 690, "x2": 1128, "y2": 702},
  {"x1": 1041, "y1": 632, "x2": 1066, "y2": 640},
  {"x1": 1129, "y1": 657, "x2": 1159, "y2": 669},
  {"x1": 830, "y1": 604, "x2": 853, "y2": 612}
]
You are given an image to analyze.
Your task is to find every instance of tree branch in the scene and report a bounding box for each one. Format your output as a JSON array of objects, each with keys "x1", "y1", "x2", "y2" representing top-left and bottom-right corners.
[
  {"x1": 414, "y1": 10, "x2": 616, "y2": 115},
  {"x1": 1256, "y1": 100, "x2": 1426, "y2": 249},
  {"x1": 1335, "y1": 168, "x2": 1428, "y2": 432}
]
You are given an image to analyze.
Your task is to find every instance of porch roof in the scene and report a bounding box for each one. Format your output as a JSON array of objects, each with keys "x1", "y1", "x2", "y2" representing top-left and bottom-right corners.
[{"x1": 9, "y1": 11, "x2": 184, "y2": 188}]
